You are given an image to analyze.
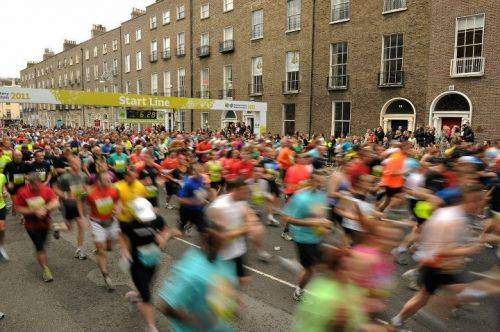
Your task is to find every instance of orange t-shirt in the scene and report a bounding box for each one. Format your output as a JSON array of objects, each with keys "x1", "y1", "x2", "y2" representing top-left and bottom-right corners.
[
  {"x1": 381, "y1": 152, "x2": 406, "y2": 189},
  {"x1": 278, "y1": 147, "x2": 294, "y2": 170}
]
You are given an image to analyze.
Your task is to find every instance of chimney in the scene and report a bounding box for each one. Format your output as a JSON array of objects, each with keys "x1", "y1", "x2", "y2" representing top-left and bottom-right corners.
[
  {"x1": 27, "y1": 61, "x2": 37, "y2": 68},
  {"x1": 91, "y1": 24, "x2": 107, "y2": 38},
  {"x1": 63, "y1": 40, "x2": 77, "y2": 51},
  {"x1": 131, "y1": 7, "x2": 146, "y2": 19},
  {"x1": 43, "y1": 48, "x2": 54, "y2": 60}
]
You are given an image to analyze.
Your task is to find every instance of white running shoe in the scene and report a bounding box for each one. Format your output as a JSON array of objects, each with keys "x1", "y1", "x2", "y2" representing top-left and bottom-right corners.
[
  {"x1": 257, "y1": 250, "x2": 272, "y2": 262},
  {"x1": 0, "y1": 246, "x2": 9, "y2": 261},
  {"x1": 74, "y1": 248, "x2": 87, "y2": 260},
  {"x1": 103, "y1": 275, "x2": 115, "y2": 292},
  {"x1": 293, "y1": 287, "x2": 304, "y2": 301},
  {"x1": 268, "y1": 214, "x2": 280, "y2": 226}
]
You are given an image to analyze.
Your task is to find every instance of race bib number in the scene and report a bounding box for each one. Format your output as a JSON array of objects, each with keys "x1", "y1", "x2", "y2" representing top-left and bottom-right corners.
[
  {"x1": 13, "y1": 173, "x2": 25, "y2": 185},
  {"x1": 94, "y1": 197, "x2": 114, "y2": 216},
  {"x1": 26, "y1": 196, "x2": 46, "y2": 210},
  {"x1": 145, "y1": 185, "x2": 158, "y2": 198},
  {"x1": 115, "y1": 160, "x2": 126, "y2": 171},
  {"x1": 37, "y1": 171, "x2": 46, "y2": 182},
  {"x1": 70, "y1": 184, "x2": 86, "y2": 199}
]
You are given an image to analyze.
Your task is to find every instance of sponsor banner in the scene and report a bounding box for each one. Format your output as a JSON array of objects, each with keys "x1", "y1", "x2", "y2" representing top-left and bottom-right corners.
[{"x1": 0, "y1": 87, "x2": 267, "y2": 112}]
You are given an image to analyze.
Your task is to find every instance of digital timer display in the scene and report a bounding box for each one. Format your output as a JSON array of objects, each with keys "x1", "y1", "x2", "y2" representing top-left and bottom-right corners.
[{"x1": 126, "y1": 110, "x2": 158, "y2": 120}]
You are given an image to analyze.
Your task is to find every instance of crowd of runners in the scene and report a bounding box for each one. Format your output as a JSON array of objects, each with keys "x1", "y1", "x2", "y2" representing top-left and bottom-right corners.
[{"x1": 0, "y1": 124, "x2": 498, "y2": 331}]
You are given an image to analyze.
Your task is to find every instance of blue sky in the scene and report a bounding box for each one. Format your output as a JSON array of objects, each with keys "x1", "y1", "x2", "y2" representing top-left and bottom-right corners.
[{"x1": 0, "y1": 0, "x2": 151, "y2": 78}]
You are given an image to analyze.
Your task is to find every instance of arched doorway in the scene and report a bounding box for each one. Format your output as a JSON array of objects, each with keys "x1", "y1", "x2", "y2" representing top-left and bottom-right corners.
[
  {"x1": 380, "y1": 98, "x2": 416, "y2": 132},
  {"x1": 221, "y1": 110, "x2": 237, "y2": 128},
  {"x1": 429, "y1": 91, "x2": 472, "y2": 134}
]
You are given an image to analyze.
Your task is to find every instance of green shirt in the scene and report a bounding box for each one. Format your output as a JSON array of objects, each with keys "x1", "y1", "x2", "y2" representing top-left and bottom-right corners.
[
  {"x1": 0, "y1": 174, "x2": 7, "y2": 209},
  {"x1": 108, "y1": 153, "x2": 128, "y2": 173},
  {"x1": 0, "y1": 154, "x2": 12, "y2": 174}
]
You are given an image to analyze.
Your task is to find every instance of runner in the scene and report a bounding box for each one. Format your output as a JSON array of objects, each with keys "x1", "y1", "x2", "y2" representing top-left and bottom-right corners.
[
  {"x1": 4, "y1": 150, "x2": 31, "y2": 202},
  {"x1": 108, "y1": 144, "x2": 128, "y2": 180},
  {"x1": 0, "y1": 171, "x2": 9, "y2": 260},
  {"x1": 30, "y1": 150, "x2": 52, "y2": 185},
  {"x1": 14, "y1": 173, "x2": 59, "y2": 282},
  {"x1": 86, "y1": 172, "x2": 120, "y2": 291}
]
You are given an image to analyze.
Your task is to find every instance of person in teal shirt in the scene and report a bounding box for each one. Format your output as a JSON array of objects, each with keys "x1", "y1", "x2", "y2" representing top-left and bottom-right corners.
[
  {"x1": 158, "y1": 231, "x2": 238, "y2": 332},
  {"x1": 283, "y1": 169, "x2": 330, "y2": 301},
  {"x1": 108, "y1": 145, "x2": 128, "y2": 180}
]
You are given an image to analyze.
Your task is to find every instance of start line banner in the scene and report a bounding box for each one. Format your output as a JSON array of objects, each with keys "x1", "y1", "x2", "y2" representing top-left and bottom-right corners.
[{"x1": 0, "y1": 87, "x2": 267, "y2": 113}]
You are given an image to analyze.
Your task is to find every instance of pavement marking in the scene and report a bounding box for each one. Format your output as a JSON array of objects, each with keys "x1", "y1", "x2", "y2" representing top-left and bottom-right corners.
[
  {"x1": 469, "y1": 271, "x2": 499, "y2": 280},
  {"x1": 174, "y1": 237, "x2": 297, "y2": 289}
]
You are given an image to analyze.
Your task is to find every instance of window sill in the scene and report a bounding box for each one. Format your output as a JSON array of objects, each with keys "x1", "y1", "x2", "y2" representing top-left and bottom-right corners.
[
  {"x1": 200, "y1": 16, "x2": 209, "y2": 20},
  {"x1": 382, "y1": 7, "x2": 407, "y2": 15},
  {"x1": 450, "y1": 72, "x2": 484, "y2": 78},
  {"x1": 177, "y1": 17, "x2": 185, "y2": 21},
  {"x1": 251, "y1": 36, "x2": 263, "y2": 41},
  {"x1": 285, "y1": 28, "x2": 301, "y2": 34},
  {"x1": 330, "y1": 18, "x2": 350, "y2": 25},
  {"x1": 162, "y1": 22, "x2": 170, "y2": 26},
  {"x1": 223, "y1": 9, "x2": 234, "y2": 14},
  {"x1": 150, "y1": 27, "x2": 157, "y2": 31}
]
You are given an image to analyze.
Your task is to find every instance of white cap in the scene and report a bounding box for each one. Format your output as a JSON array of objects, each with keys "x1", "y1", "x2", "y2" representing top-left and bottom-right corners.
[{"x1": 130, "y1": 198, "x2": 156, "y2": 222}]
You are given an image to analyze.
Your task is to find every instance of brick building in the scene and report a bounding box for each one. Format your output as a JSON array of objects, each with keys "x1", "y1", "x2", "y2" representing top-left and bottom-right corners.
[{"x1": 20, "y1": 0, "x2": 499, "y2": 139}]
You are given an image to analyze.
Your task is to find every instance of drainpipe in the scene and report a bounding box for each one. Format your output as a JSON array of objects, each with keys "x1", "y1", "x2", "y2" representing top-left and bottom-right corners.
[
  {"x1": 189, "y1": 0, "x2": 194, "y2": 130},
  {"x1": 307, "y1": 0, "x2": 317, "y2": 138},
  {"x1": 80, "y1": 47, "x2": 86, "y2": 128}
]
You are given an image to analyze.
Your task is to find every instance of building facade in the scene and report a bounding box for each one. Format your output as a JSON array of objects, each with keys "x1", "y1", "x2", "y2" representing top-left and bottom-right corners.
[
  {"x1": 20, "y1": 0, "x2": 499, "y2": 139},
  {"x1": 0, "y1": 78, "x2": 22, "y2": 124}
]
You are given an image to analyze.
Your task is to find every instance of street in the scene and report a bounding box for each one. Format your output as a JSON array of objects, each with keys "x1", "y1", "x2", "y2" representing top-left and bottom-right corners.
[{"x1": 0, "y1": 199, "x2": 498, "y2": 332}]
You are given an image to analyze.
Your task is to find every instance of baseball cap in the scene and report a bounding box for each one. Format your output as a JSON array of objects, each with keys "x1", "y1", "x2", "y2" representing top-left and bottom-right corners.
[{"x1": 130, "y1": 198, "x2": 156, "y2": 222}]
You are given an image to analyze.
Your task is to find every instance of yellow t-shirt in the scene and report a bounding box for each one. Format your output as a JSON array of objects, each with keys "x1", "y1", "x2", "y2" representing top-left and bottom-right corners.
[{"x1": 115, "y1": 180, "x2": 148, "y2": 222}]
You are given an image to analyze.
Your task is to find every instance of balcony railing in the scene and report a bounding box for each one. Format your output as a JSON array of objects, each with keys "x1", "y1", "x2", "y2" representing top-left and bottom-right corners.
[
  {"x1": 162, "y1": 49, "x2": 171, "y2": 60},
  {"x1": 286, "y1": 14, "x2": 301, "y2": 32},
  {"x1": 150, "y1": 51, "x2": 158, "y2": 62},
  {"x1": 327, "y1": 75, "x2": 348, "y2": 90},
  {"x1": 219, "y1": 89, "x2": 234, "y2": 99},
  {"x1": 383, "y1": 0, "x2": 407, "y2": 13},
  {"x1": 173, "y1": 89, "x2": 186, "y2": 97},
  {"x1": 197, "y1": 45, "x2": 210, "y2": 58},
  {"x1": 282, "y1": 80, "x2": 300, "y2": 94},
  {"x1": 450, "y1": 57, "x2": 485, "y2": 77},
  {"x1": 378, "y1": 70, "x2": 404, "y2": 87},
  {"x1": 219, "y1": 40, "x2": 234, "y2": 53},
  {"x1": 197, "y1": 90, "x2": 210, "y2": 98},
  {"x1": 176, "y1": 46, "x2": 186, "y2": 57},
  {"x1": 249, "y1": 82, "x2": 263, "y2": 96}
]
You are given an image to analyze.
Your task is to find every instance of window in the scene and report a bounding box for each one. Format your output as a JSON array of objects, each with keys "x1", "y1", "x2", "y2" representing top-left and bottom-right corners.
[
  {"x1": 201, "y1": 3, "x2": 210, "y2": 19},
  {"x1": 223, "y1": 65, "x2": 233, "y2": 98},
  {"x1": 64, "y1": 73, "x2": 68, "y2": 86},
  {"x1": 112, "y1": 84, "x2": 119, "y2": 93},
  {"x1": 102, "y1": 61, "x2": 108, "y2": 74},
  {"x1": 452, "y1": 14, "x2": 485, "y2": 76},
  {"x1": 332, "y1": 101, "x2": 351, "y2": 137},
  {"x1": 163, "y1": 71, "x2": 171, "y2": 96},
  {"x1": 201, "y1": 33, "x2": 210, "y2": 46},
  {"x1": 124, "y1": 54, "x2": 131, "y2": 73},
  {"x1": 163, "y1": 36, "x2": 171, "y2": 58},
  {"x1": 329, "y1": 42, "x2": 348, "y2": 89},
  {"x1": 112, "y1": 39, "x2": 118, "y2": 51},
  {"x1": 285, "y1": 51, "x2": 300, "y2": 92},
  {"x1": 136, "y1": 79, "x2": 142, "y2": 94},
  {"x1": 383, "y1": 0, "x2": 407, "y2": 13},
  {"x1": 124, "y1": 33, "x2": 130, "y2": 44},
  {"x1": 177, "y1": 32, "x2": 185, "y2": 55},
  {"x1": 286, "y1": 0, "x2": 301, "y2": 31},
  {"x1": 251, "y1": 10, "x2": 264, "y2": 39},
  {"x1": 200, "y1": 68, "x2": 210, "y2": 98},
  {"x1": 151, "y1": 40, "x2": 158, "y2": 61},
  {"x1": 125, "y1": 81, "x2": 131, "y2": 94},
  {"x1": 102, "y1": 43, "x2": 107, "y2": 54},
  {"x1": 151, "y1": 73, "x2": 158, "y2": 94},
  {"x1": 69, "y1": 57, "x2": 73, "y2": 66},
  {"x1": 150, "y1": 16, "x2": 157, "y2": 29},
  {"x1": 223, "y1": 0, "x2": 234, "y2": 12},
  {"x1": 177, "y1": 5, "x2": 185, "y2": 20},
  {"x1": 283, "y1": 104, "x2": 296, "y2": 136},
  {"x1": 177, "y1": 68, "x2": 186, "y2": 96},
  {"x1": 75, "y1": 55, "x2": 79, "y2": 64},
  {"x1": 136, "y1": 28, "x2": 142, "y2": 41},
  {"x1": 380, "y1": 34, "x2": 403, "y2": 86},
  {"x1": 251, "y1": 57, "x2": 263, "y2": 95},
  {"x1": 93, "y1": 64, "x2": 99, "y2": 80},
  {"x1": 223, "y1": 26, "x2": 233, "y2": 41},
  {"x1": 136, "y1": 51, "x2": 142, "y2": 70},
  {"x1": 112, "y1": 58, "x2": 118, "y2": 74},
  {"x1": 93, "y1": 46, "x2": 98, "y2": 57},
  {"x1": 331, "y1": 0, "x2": 350, "y2": 22},
  {"x1": 162, "y1": 10, "x2": 171, "y2": 24},
  {"x1": 201, "y1": 112, "x2": 209, "y2": 129},
  {"x1": 85, "y1": 67, "x2": 90, "y2": 81},
  {"x1": 178, "y1": 110, "x2": 186, "y2": 131}
]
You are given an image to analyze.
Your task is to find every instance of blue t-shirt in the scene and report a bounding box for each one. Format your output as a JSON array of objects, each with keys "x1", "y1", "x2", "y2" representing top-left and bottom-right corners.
[
  {"x1": 179, "y1": 176, "x2": 206, "y2": 210},
  {"x1": 159, "y1": 248, "x2": 237, "y2": 332},
  {"x1": 284, "y1": 189, "x2": 328, "y2": 244}
]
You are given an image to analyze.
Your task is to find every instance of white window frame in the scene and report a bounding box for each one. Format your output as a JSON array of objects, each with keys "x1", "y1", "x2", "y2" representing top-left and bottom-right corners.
[
  {"x1": 331, "y1": 101, "x2": 351, "y2": 137},
  {"x1": 102, "y1": 43, "x2": 107, "y2": 55},
  {"x1": 201, "y1": 3, "x2": 210, "y2": 19},
  {"x1": 223, "y1": 26, "x2": 234, "y2": 42},
  {"x1": 451, "y1": 13, "x2": 485, "y2": 77},
  {"x1": 286, "y1": 0, "x2": 301, "y2": 32},
  {"x1": 93, "y1": 46, "x2": 98, "y2": 57},
  {"x1": 251, "y1": 56, "x2": 263, "y2": 95},
  {"x1": 112, "y1": 39, "x2": 118, "y2": 51},
  {"x1": 136, "y1": 51, "x2": 142, "y2": 71},
  {"x1": 85, "y1": 49, "x2": 90, "y2": 60},
  {"x1": 125, "y1": 81, "x2": 131, "y2": 94},
  {"x1": 223, "y1": 65, "x2": 233, "y2": 99},
  {"x1": 330, "y1": 0, "x2": 350, "y2": 24},
  {"x1": 150, "y1": 15, "x2": 157, "y2": 29},
  {"x1": 251, "y1": 10, "x2": 264, "y2": 40},
  {"x1": 163, "y1": 71, "x2": 172, "y2": 96},
  {"x1": 177, "y1": 68, "x2": 186, "y2": 95},
  {"x1": 177, "y1": 5, "x2": 185, "y2": 20},
  {"x1": 177, "y1": 32, "x2": 186, "y2": 55},
  {"x1": 200, "y1": 68, "x2": 210, "y2": 98},
  {"x1": 285, "y1": 51, "x2": 300, "y2": 92},
  {"x1": 383, "y1": 0, "x2": 407, "y2": 14},
  {"x1": 282, "y1": 104, "x2": 296, "y2": 136},
  {"x1": 223, "y1": 0, "x2": 234, "y2": 13},
  {"x1": 201, "y1": 112, "x2": 209, "y2": 130},
  {"x1": 93, "y1": 64, "x2": 99, "y2": 80},
  {"x1": 136, "y1": 79, "x2": 142, "y2": 94},
  {"x1": 162, "y1": 10, "x2": 171, "y2": 25},
  {"x1": 201, "y1": 33, "x2": 210, "y2": 47},
  {"x1": 136, "y1": 28, "x2": 142, "y2": 41},
  {"x1": 85, "y1": 67, "x2": 90, "y2": 82},
  {"x1": 124, "y1": 33, "x2": 130, "y2": 44},
  {"x1": 329, "y1": 42, "x2": 348, "y2": 89},
  {"x1": 151, "y1": 73, "x2": 158, "y2": 94},
  {"x1": 379, "y1": 33, "x2": 404, "y2": 86},
  {"x1": 124, "y1": 54, "x2": 131, "y2": 73}
]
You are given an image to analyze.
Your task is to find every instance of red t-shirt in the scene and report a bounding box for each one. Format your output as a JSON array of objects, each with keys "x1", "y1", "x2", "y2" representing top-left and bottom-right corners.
[
  {"x1": 223, "y1": 158, "x2": 242, "y2": 181},
  {"x1": 348, "y1": 160, "x2": 370, "y2": 185},
  {"x1": 14, "y1": 185, "x2": 57, "y2": 230},
  {"x1": 87, "y1": 186, "x2": 119, "y2": 222},
  {"x1": 284, "y1": 164, "x2": 312, "y2": 195}
]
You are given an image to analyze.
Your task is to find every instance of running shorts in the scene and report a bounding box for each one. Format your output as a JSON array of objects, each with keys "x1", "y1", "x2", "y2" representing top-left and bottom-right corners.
[
  {"x1": 229, "y1": 254, "x2": 247, "y2": 278},
  {"x1": 0, "y1": 207, "x2": 6, "y2": 220},
  {"x1": 295, "y1": 242, "x2": 321, "y2": 269},
  {"x1": 130, "y1": 261, "x2": 156, "y2": 303},
  {"x1": 27, "y1": 229, "x2": 49, "y2": 252},
  {"x1": 90, "y1": 219, "x2": 120, "y2": 243},
  {"x1": 62, "y1": 200, "x2": 80, "y2": 221},
  {"x1": 418, "y1": 266, "x2": 464, "y2": 294}
]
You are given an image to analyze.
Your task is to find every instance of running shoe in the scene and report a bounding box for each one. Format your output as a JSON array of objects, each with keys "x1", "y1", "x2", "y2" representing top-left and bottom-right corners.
[
  {"x1": 42, "y1": 266, "x2": 54, "y2": 282},
  {"x1": 281, "y1": 231, "x2": 292, "y2": 241},
  {"x1": 267, "y1": 214, "x2": 280, "y2": 227},
  {"x1": 53, "y1": 230, "x2": 60, "y2": 240},
  {"x1": 0, "y1": 246, "x2": 9, "y2": 261},
  {"x1": 293, "y1": 287, "x2": 304, "y2": 301},
  {"x1": 0, "y1": 312, "x2": 4, "y2": 320},
  {"x1": 74, "y1": 248, "x2": 87, "y2": 260},
  {"x1": 166, "y1": 204, "x2": 175, "y2": 210},
  {"x1": 103, "y1": 275, "x2": 115, "y2": 292},
  {"x1": 257, "y1": 250, "x2": 272, "y2": 262}
]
